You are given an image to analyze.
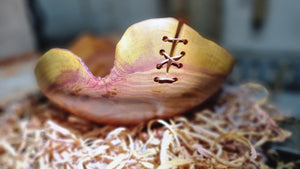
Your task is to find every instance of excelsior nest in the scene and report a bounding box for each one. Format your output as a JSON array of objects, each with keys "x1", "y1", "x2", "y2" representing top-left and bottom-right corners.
[{"x1": 0, "y1": 84, "x2": 291, "y2": 169}]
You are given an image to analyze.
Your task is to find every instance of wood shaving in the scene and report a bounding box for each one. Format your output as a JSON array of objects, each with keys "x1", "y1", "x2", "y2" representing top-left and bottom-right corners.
[{"x1": 0, "y1": 83, "x2": 292, "y2": 168}]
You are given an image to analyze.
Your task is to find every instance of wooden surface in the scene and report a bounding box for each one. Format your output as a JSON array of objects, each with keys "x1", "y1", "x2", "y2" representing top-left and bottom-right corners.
[{"x1": 34, "y1": 18, "x2": 234, "y2": 124}]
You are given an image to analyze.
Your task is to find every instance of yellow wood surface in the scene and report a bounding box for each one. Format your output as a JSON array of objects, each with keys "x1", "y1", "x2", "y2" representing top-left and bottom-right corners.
[{"x1": 34, "y1": 18, "x2": 234, "y2": 125}]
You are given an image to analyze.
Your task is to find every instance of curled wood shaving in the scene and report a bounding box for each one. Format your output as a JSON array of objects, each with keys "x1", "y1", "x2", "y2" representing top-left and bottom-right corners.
[{"x1": 0, "y1": 83, "x2": 292, "y2": 168}]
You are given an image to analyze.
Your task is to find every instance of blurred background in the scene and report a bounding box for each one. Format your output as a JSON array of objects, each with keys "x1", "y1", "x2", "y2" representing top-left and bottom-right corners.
[{"x1": 0, "y1": 0, "x2": 299, "y2": 116}]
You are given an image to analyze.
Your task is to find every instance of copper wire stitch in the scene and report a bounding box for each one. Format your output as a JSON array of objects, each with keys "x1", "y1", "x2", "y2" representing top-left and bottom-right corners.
[{"x1": 154, "y1": 21, "x2": 187, "y2": 83}]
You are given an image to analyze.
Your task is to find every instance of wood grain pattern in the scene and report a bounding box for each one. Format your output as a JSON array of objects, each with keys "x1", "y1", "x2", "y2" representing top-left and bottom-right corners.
[{"x1": 34, "y1": 18, "x2": 234, "y2": 125}]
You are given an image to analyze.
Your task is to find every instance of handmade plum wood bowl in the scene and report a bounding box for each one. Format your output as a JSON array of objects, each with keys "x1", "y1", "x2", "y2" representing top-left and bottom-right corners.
[{"x1": 34, "y1": 18, "x2": 234, "y2": 125}]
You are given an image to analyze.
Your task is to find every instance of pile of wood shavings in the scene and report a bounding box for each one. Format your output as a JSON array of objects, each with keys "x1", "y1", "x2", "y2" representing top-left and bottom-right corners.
[{"x1": 0, "y1": 84, "x2": 291, "y2": 169}]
